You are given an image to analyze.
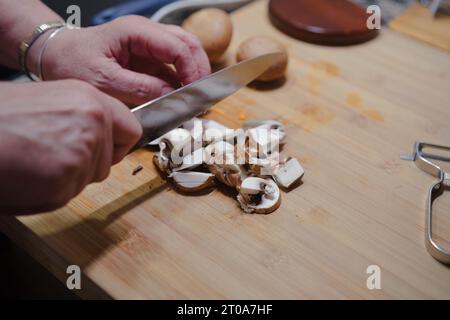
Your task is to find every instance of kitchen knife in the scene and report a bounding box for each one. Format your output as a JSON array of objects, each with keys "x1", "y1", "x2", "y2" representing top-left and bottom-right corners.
[{"x1": 131, "y1": 52, "x2": 282, "y2": 148}]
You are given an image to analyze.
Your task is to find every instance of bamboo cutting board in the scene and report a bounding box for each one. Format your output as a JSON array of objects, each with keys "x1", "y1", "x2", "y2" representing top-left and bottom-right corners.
[
  {"x1": 1, "y1": 0, "x2": 450, "y2": 299},
  {"x1": 389, "y1": 3, "x2": 450, "y2": 52}
]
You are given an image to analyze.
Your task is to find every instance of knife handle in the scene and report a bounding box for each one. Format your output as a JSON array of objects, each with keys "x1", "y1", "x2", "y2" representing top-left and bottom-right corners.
[{"x1": 91, "y1": 0, "x2": 179, "y2": 26}]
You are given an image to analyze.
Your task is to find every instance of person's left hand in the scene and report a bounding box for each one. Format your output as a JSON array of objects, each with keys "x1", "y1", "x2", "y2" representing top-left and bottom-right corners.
[{"x1": 29, "y1": 16, "x2": 211, "y2": 105}]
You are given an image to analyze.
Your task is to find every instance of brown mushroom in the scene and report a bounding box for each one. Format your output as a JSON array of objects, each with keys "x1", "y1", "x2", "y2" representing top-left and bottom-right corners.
[
  {"x1": 182, "y1": 8, "x2": 233, "y2": 63},
  {"x1": 236, "y1": 36, "x2": 288, "y2": 82}
]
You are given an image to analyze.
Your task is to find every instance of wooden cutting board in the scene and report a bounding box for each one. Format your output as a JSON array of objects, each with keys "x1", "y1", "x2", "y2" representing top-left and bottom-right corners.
[
  {"x1": 390, "y1": 3, "x2": 450, "y2": 52},
  {"x1": 1, "y1": 0, "x2": 450, "y2": 299}
]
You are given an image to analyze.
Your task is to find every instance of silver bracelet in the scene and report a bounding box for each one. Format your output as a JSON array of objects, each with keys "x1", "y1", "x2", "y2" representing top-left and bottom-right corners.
[
  {"x1": 18, "y1": 21, "x2": 66, "y2": 81},
  {"x1": 37, "y1": 26, "x2": 66, "y2": 81}
]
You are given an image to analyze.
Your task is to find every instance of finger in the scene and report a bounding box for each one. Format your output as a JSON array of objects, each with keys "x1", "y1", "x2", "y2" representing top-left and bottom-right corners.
[
  {"x1": 102, "y1": 64, "x2": 176, "y2": 105},
  {"x1": 101, "y1": 94, "x2": 143, "y2": 163},
  {"x1": 163, "y1": 25, "x2": 211, "y2": 79},
  {"x1": 130, "y1": 56, "x2": 182, "y2": 89},
  {"x1": 113, "y1": 17, "x2": 202, "y2": 84},
  {"x1": 91, "y1": 104, "x2": 113, "y2": 183}
]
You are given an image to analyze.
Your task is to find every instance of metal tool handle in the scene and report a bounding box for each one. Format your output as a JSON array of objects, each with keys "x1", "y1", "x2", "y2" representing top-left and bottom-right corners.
[
  {"x1": 426, "y1": 175, "x2": 450, "y2": 264},
  {"x1": 401, "y1": 141, "x2": 450, "y2": 264}
]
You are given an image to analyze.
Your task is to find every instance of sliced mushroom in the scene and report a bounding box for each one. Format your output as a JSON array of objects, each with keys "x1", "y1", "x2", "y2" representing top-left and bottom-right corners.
[
  {"x1": 244, "y1": 120, "x2": 286, "y2": 144},
  {"x1": 240, "y1": 176, "x2": 267, "y2": 194},
  {"x1": 204, "y1": 140, "x2": 235, "y2": 165},
  {"x1": 208, "y1": 163, "x2": 245, "y2": 187},
  {"x1": 247, "y1": 149, "x2": 282, "y2": 177},
  {"x1": 149, "y1": 127, "x2": 192, "y2": 147},
  {"x1": 169, "y1": 171, "x2": 215, "y2": 193},
  {"x1": 172, "y1": 147, "x2": 205, "y2": 172},
  {"x1": 161, "y1": 128, "x2": 192, "y2": 150},
  {"x1": 237, "y1": 177, "x2": 281, "y2": 214},
  {"x1": 247, "y1": 127, "x2": 284, "y2": 158},
  {"x1": 150, "y1": 115, "x2": 302, "y2": 215},
  {"x1": 243, "y1": 119, "x2": 284, "y2": 130},
  {"x1": 203, "y1": 119, "x2": 235, "y2": 143},
  {"x1": 272, "y1": 157, "x2": 304, "y2": 188},
  {"x1": 153, "y1": 142, "x2": 170, "y2": 175}
]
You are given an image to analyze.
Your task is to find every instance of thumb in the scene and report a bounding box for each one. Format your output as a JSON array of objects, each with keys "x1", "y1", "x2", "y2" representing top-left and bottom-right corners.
[{"x1": 103, "y1": 67, "x2": 175, "y2": 105}]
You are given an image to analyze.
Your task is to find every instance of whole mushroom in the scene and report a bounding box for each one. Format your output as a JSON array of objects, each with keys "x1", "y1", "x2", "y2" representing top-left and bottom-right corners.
[
  {"x1": 182, "y1": 8, "x2": 233, "y2": 63},
  {"x1": 237, "y1": 36, "x2": 288, "y2": 82}
]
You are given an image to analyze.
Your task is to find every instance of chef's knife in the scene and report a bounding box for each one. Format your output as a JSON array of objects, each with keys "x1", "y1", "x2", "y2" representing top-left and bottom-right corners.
[{"x1": 131, "y1": 52, "x2": 282, "y2": 148}]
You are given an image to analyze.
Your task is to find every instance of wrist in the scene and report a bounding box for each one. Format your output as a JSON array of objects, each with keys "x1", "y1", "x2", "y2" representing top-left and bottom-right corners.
[
  {"x1": 26, "y1": 26, "x2": 67, "y2": 79},
  {"x1": 20, "y1": 21, "x2": 66, "y2": 80}
]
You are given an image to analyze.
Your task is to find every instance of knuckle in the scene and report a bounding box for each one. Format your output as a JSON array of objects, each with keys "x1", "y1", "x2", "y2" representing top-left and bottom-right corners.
[
  {"x1": 128, "y1": 75, "x2": 159, "y2": 99},
  {"x1": 80, "y1": 102, "x2": 106, "y2": 127},
  {"x1": 175, "y1": 42, "x2": 192, "y2": 60}
]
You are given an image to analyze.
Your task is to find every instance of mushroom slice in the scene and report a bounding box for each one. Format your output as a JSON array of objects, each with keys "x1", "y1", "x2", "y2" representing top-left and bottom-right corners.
[
  {"x1": 208, "y1": 163, "x2": 244, "y2": 188},
  {"x1": 248, "y1": 151, "x2": 282, "y2": 177},
  {"x1": 243, "y1": 120, "x2": 286, "y2": 143},
  {"x1": 172, "y1": 147, "x2": 204, "y2": 172},
  {"x1": 204, "y1": 140, "x2": 235, "y2": 165},
  {"x1": 243, "y1": 119, "x2": 284, "y2": 130},
  {"x1": 149, "y1": 127, "x2": 192, "y2": 147},
  {"x1": 153, "y1": 144, "x2": 170, "y2": 176},
  {"x1": 240, "y1": 176, "x2": 267, "y2": 194},
  {"x1": 203, "y1": 119, "x2": 235, "y2": 143},
  {"x1": 247, "y1": 127, "x2": 283, "y2": 158},
  {"x1": 169, "y1": 171, "x2": 215, "y2": 193},
  {"x1": 272, "y1": 157, "x2": 304, "y2": 188},
  {"x1": 162, "y1": 128, "x2": 192, "y2": 150},
  {"x1": 237, "y1": 178, "x2": 281, "y2": 214}
]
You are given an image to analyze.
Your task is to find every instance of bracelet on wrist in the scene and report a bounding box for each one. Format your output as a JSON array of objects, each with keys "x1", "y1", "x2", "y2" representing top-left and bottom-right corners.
[{"x1": 18, "y1": 21, "x2": 66, "y2": 81}]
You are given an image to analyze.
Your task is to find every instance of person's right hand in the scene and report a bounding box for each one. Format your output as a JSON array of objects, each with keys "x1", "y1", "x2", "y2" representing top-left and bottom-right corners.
[{"x1": 0, "y1": 80, "x2": 142, "y2": 215}]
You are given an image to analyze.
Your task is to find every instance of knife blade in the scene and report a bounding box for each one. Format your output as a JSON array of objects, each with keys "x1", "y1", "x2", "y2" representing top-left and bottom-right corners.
[{"x1": 131, "y1": 52, "x2": 282, "y2": 148}]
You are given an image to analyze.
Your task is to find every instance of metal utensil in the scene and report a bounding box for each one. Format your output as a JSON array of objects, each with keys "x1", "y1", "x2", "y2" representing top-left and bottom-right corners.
[
  {"x1": 401, "y1": 142, "x2": 450, "y2": 264},
  {"x1": 151, "y1": 0, "x2": 254, "y2": 24},
  {"x1": 91, "y1": 0, "x2": 178, "y2": 26},
  {"x1": 131, "y1": 52, "x2": 282, "y2": 148}
]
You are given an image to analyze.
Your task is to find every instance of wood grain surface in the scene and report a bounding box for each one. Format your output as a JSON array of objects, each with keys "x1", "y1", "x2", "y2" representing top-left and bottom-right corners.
[
  {"x1": 1, "y1": 0, "x2": 450, "y2": 299},
  {"x1": 390, "y1": 3, "x2": 450, "y2": 52}
]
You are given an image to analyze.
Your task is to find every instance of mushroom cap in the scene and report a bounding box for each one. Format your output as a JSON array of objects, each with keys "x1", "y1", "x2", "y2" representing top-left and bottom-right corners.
[
  {"x1": 182, "y1": 8, "x2": 233, "y2": 63},
  {"x1": 236, "y1": 36, "x2": 288, "y2": 82}
]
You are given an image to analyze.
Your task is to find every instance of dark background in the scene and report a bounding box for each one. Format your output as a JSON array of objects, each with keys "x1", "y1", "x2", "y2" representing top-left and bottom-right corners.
[{"x1": 42, "y1": 0, "x2": 126, "y2": 27}]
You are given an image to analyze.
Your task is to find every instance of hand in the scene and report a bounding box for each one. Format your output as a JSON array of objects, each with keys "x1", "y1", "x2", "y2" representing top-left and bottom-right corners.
[
  {"x1": 30, "y1": 16, "x2": 211, "y2": 105},
  {"x1": 0, "y1": 80, "x2": 142, "y2": 215}
]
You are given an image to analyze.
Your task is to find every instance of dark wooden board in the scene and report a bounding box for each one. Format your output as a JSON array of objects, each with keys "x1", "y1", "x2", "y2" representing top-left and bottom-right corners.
[{"x1": 269, "y1": 0, "x2": 379, "y2": 45}]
